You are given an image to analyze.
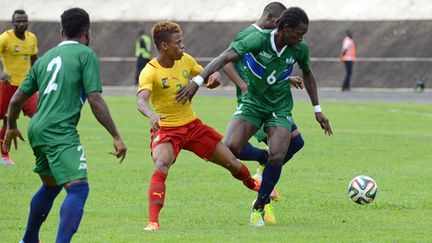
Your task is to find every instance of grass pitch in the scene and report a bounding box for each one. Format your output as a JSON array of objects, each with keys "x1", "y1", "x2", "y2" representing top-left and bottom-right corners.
[{"x1": 1, "y1": 95, "x2": 431, "y2": 242}]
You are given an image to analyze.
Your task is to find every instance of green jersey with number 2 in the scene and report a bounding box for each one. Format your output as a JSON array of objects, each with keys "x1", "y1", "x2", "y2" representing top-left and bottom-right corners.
[{"x1": 19, "y1": 41, "x2": 102, "y2": 147}]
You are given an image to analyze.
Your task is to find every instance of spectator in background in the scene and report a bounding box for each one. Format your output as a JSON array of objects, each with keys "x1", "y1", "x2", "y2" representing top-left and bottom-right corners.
[
  {"x1": 341, "y1": 30, "x2": 356, "y2": 91},
  {"x1": 135, "y1": 29, "x2": 152, "y2": 85}
]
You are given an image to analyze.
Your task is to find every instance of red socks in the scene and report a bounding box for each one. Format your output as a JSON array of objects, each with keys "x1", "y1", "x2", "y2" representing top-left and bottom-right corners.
[
  {"x1": 231, "y1": 162, "x2": 256, "y2": 191},
  {"x1": 148, "y1": 170, "x2": 167, "y2": 224}
]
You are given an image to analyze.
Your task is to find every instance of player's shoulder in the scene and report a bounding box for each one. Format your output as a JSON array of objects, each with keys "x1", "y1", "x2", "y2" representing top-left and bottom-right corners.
[
  {"x1": 181, "y1": 52, "x2": 196, "y2": 62},
  {"x1": 234, "y1": 24, "x2": 261, "y2": 40},
  {"x1": 25, "y1": 31, "x2": 37, "y2": 39},
  {"x1": 294, "y1": 40, "x2": 309, "y2": 50},
  {"x1": 0, "y1": 29, "x2": 13, "y2": 40}
]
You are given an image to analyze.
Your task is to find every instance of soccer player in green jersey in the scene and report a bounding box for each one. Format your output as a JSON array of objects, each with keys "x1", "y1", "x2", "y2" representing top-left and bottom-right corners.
[
  {"x1": 177, "y1": 7, "x2": 333, "y2": 227},
  {"x1": 222, "y1": 2, "x2": 307, "y2": 224},
  {"x1": 2, "y1": 8, "x2": 127, "y2": 242}
]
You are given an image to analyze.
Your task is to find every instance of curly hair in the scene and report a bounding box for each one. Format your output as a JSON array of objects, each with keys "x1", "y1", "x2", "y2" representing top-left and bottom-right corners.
[
  {"x1": 61, "y1": 8, "x2": 90, "y2": 39},
  {"x1": 276, "y1": 7, "x2": 309, "y2": 31},
  {"x1": 151, "y1": 21, "x2": 182, "y2": 50}
]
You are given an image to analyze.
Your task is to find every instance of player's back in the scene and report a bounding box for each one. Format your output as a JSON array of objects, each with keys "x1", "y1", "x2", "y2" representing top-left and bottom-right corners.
[{"x1": 22, "y1": 41, "x2": 102, "y2": 147}]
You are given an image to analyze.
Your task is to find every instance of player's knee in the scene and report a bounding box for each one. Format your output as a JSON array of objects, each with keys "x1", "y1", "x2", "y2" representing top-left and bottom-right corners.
[
  {"x1": 224, "y1": 140, "x2": 241, "y2": 157},
  {"x1": 283, "y1": 134, "x2": 305, "y2": 164},
  {"x1": 268, "y1": 153, "x2": 285, "y2": 167}
]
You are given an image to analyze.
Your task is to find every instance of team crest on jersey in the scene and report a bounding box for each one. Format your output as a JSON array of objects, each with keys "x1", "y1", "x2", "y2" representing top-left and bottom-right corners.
[
  {"x1": 14, "y1": 45, "x2": 19, "y2": 52},
  {"x1": 285, "y1": 57, "x2": 295, "y2": 65},
  {"x1": 182, "y1": 70, "x2": 190, "y2": 80},
  {"x1": 161, "y1": 78, "x2": 170, "y2": 88},
  {"x1": 259, "y1": 51, "x2": 272, "y2": 59}
]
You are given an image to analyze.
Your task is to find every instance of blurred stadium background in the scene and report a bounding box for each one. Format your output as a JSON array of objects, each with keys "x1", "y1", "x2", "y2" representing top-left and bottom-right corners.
[{"x1": 1, "y1": 0, "x2": 432, "y2": 89}]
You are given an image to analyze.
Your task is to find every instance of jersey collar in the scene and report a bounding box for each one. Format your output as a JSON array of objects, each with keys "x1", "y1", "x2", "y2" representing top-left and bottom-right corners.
[
  {"x1": 58, "y1": 40, "x2": 79, "y2": 46},
  {"x1": 270, "y1": 29, "x2": 287, "y2": 57},
  {"x1": 252, "y1": 24, "x2": 263, "y2": 32}
]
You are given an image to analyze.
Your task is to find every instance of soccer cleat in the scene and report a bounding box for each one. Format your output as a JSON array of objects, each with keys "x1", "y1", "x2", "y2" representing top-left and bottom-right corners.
[
  {"x1": 144, "y1": 222, "x2": 160, "y2": 231},
  {"x1": 250, "y1": 200, "x2": 265, "y2": 227},
  {"x1": 1, "y1": 155, "x2": 14, "y2": 165},
  {"x1": 263, "y1": 203, "x2": 277, "y2": 224},
  {"x1": 252, "y1": 178, "x2": 281, "y2": 201}
]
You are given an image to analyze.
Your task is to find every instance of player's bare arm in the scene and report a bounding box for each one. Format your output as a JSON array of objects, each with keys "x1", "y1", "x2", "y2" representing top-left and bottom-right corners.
[
  {"x1": 302, "y1": 68, "x2": 333, "y2": 136},
  {"x1": 137, "y1": 89, "x2": 165, "y2": 132},
  {"x1": 223, "y1": 62, "x2": 248, "y2": 94},
  {"x1": 175, "y1": 47, "x2": 240, "y2": 104},
  {"x1": 2, "y1": 89, "x2": 28, "y2": 152},
  {"x1": 30, "y1": 54, "x2": 38, "y2": 66},
  {"x1": 0, "y1": 67, "x2": 11, "y2": 84},
  {"x1": 87, "y1": 92, "x2": 127, "y2": 162}
]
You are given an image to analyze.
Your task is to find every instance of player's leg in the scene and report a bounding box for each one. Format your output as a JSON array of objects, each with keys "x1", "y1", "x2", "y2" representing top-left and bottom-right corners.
[
  {"x1": 0, "y1": 83, "x2": 16, "y2": 164},
  {"x1": 224, "y1": 118, "x2": 258, "y2": 156},
  {"x1": 21, "y1": 146, "x2": 62, "y2": 243},
  {"x1": 207, "y1": 141, "x2": 257, "y2": 190},
  {"x1": 41, "y1": 143, "x2": 89, "y2": 243},
  {"x1": 282, "y1": 125, "x2": 305, "y2": 164},
  {"x1": 145, "y1": 142, "x2": 176, "y2": 231},
  {"x1": 237, "y1": 124, "x2": 268, "y2": 166},
  {"x1": 251, "y1": 126, "x2": 290, "y2": 225}
]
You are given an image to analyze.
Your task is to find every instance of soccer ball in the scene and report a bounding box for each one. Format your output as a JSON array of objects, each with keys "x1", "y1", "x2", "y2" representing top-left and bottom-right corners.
[{"x1": 348, "y1": 175, "x2": 377, "y2": 205}]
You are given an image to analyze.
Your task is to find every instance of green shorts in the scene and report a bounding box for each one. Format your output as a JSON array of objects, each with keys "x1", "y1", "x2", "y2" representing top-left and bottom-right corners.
[
  {"x1": 32, "y1": 143, "x2": 88, "y2": 185},
  {"x1": 233, "y1": 103, "x2": 293, "y2": 137}
]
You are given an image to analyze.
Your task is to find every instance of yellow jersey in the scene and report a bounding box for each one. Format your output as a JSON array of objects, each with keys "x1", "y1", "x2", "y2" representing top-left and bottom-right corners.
[
  {"x1": 138, "y1": 53, "x2": 203, "y2": 127},
  {"x1": 0, "y1": 29, "x2": 38, "y2": 86}
]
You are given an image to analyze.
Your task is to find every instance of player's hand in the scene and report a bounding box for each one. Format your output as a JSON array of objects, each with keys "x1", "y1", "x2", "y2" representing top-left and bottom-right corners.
[
  {"x1": 290, "y1": 76, "x2": 304, "y2": 89},
  {"x1": 148, "y1": 113, "x2": 165, "y2": 132},
  {"x1": 0, "y1": 74, "x2": 11, "y2": 85},
  {"x1": 315, "y1": 112, "x2": 333, "y2": 136},
  {"x1": 109, "y1": 137, "x2": 127, "y2": 163},
  {"x1": 206, "y1": 72, "x2": 221, "y2": 89},
  {"x1": 1, "y1": 128, "x2": 25, "y2": 153},
  {"x1": 176, "y1": 82, "x2": 199, "y2": 105}
]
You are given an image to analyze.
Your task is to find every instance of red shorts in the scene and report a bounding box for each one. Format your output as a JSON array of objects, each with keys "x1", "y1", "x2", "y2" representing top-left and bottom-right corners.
[
  {"x1": 0, "y1": 83, "x2": 38, "y2": 119},
  {"x1": 150, "y1": 118, "x2": 223, "y2": 160}
]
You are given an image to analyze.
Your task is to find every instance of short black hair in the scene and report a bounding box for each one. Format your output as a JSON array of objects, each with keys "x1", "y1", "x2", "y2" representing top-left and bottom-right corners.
[
  {"x1": 12, "y1": 9, "x2": 26, "y2": 21},
  {"x1": 276, "y1": 7, "x2": 309, "y2": 31},
  {"x1": 61, "y1": 8, "x2": 90, "y2": 38},
  {"x1": 263, "y1": 2, "x2": 286, "y2": 17}
]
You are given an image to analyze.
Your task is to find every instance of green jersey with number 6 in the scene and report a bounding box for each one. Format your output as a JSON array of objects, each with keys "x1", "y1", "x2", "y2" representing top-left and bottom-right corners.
[
  {"x1": 231, "y1": 29, "x2": 310, "y2": 114},
  {"x1": 19, "y1": 41, "x2": 102, "y2": 147}
]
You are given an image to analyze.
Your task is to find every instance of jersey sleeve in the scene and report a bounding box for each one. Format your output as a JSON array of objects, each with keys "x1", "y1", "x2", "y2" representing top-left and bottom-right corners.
[
  {"x1": 137, "y1": 64, "x2": 155, "y2": 92},
  {"x1": 32, "y1": 34, "x2": 38, "y2": 55},
  {"x1": 19, "y1": 64, "x2": 38, "y2": 96},
  {"x1": 80, "y1": 50, "x2": 102, "y2": 94},
  {"x1": 184, "y1": 53, "x2": 203, "y2": 77},
  {"x1": 297, "y1": 42, "x2": 311, "y2": 71},
  {"x1": 0, "y1": 32, "x2": 7, "y2": 55},
  {"x1": 230, "y1": 31, "x2": 263, "y2": 57}
]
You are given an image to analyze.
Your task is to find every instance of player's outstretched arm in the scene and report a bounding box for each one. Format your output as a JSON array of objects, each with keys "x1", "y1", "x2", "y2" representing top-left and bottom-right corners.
[
  {"x1": 87, "y1": 92, "x2": 127, "y2": 163},
  {"x1": 302, "y1": 68, "x2": 333, "y2": 136},
  {"x1": 175, "y1": 48, "x2": 240, "y2": 104},
  {"x1": 223, "y1": 62, "x2": 247, "y2": 94},
  {"x1": 2, "y1": 89, "x2": 28, "y2": 152}
]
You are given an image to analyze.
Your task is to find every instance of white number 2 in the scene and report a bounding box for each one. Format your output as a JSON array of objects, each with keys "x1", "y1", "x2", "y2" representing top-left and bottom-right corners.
[
  {"x1": 77, "y1": 145, "x2": 87, "y2": 161},
  {"x1": 44, "y1": 56, "x2": 62, "y2": 95}
]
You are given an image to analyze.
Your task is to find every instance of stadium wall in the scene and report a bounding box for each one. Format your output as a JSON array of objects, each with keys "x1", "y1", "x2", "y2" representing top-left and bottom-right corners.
[{"x1": 1, "y1": 20, "x2": 431, "y2": 88}]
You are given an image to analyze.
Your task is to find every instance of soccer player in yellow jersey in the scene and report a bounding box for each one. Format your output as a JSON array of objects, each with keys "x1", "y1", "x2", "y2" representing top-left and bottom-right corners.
[
  {"x1": 137, "y1": 21, "x2": 260, "y2": 231},
  {"x1": 0, "y1": 10, "x2": 38, "y2": 164}
]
